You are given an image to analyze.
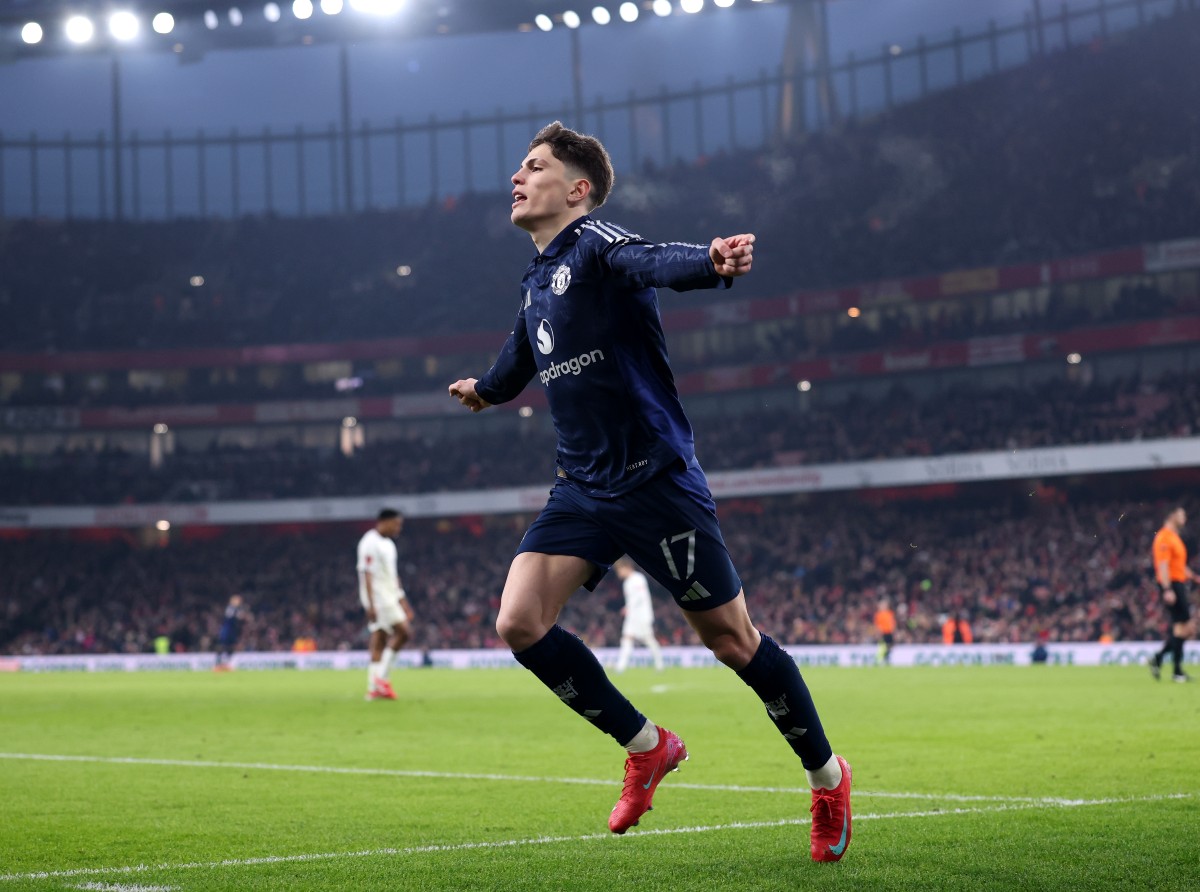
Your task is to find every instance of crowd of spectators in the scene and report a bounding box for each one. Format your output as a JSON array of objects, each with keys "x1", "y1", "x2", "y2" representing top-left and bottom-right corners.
[
  {"x1": 1, "y1": 10, "x2": 1198, "y2": 357},
  {"x1": 2, "y1": 272, "x2": 1192, "y2": 412},
  {"x1": 0, "y1": 489, "x2": 1179, "y2": 657},
  {"x1": 2, "y1": 370, "x2": 1196, "y2": 507}
]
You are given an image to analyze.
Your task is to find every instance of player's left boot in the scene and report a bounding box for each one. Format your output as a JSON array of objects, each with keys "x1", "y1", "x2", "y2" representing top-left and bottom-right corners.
[
  {"x1": 608, "y1": 726, "x2": 687, "y2": 834},
  {"x1": 810, "y1": 755, "x2": 852, "y2": 863},
  {"x1": 1149, "y1": 655, "x2": 1161, "y2": 681},
  {"x1": 1173, "y1": 672, "x2": 1192, "y2": 683},
  {"x1": 374, "y1": 678, "x2": 398, "y2": 700}
]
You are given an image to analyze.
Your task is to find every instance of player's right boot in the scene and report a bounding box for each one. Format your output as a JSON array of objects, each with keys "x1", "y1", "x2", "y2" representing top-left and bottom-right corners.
[
  {"x1": 810, "y1": 755, "x2": 853, "y2": 863},
  {"x1": 608, "y1": 726, "x2": 688, "y2": 834},
  {"x1": 1149, "y1": 654, "x2": 1161, "y2": 681},
  {"x1": 374, "y1": 678, "x2": 398, "y2": 700}
]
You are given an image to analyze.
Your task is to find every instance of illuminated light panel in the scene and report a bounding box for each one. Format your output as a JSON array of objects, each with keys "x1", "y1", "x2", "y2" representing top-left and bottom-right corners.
[
  {"x1": 204, "y1": 9, "x2": 219, "y2": 27},
  {"x1": 592, "y1": 6, "x2": 610, "y2": 24},
  {"x1": 152, "y1": 12, "x2": 175, "y2": 33},
  {"x1": 652, "y1": 0, "x2": 672, "y2": 16},
  {"x1": 680, "y1": 0, "x2": 703, "y2": 12},
  {"x1": 348, "y1": 0, "x2": 405, "y2": 15},
  {"x1": 562, "y1": 9, "x2": 580, "y2": 27},
  {"x1": 64, "y1": 15, "x2": 95, "y2": 43},
  {"x1": 228, "y1": 6, "x2": 244, "y2": 25},
  {"x1": 320, "y1": 0, "x2": 344, "y2": 14},
  {"x1": 21, "y1": 22, "x2": 43, "y2": 43},
  {"x1": 715, "y1": 0, "x2": 735, "y2": 6},
  {"x1": 619, "y1": 2, "x2": 638, "y2": 22},
  {"x1": 292, "y1": 0, "x2": 313, "y2": 18},
  {"x1": 534, "y1": 13, "x2": 552, "y2": 30},
  {"x1": 263, "y1": 2, "x2": 282, "y2": 20}
]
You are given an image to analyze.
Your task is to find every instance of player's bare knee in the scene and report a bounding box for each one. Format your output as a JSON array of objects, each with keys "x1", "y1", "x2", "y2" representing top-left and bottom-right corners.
[
  {"x1": 704, "y1": 631, "x2": 758, "y2": 669},
  {"x1": 496, "y1": 613, "x2": 541, "y2": 652}
]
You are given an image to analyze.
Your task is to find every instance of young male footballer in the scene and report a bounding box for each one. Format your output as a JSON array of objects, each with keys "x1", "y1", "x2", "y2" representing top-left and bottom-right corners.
[{"x1": 448, "y1": 122, "x2": 852, "y2": 861}]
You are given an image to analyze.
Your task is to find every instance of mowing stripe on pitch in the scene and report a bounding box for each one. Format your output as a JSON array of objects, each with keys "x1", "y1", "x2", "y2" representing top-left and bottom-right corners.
[
  {"x1": 0, "y1": 752, "x2": 1080, "y2": 803},
  {"x1": 0, "y1": 794, "x2": 1192, "y2": 884}
]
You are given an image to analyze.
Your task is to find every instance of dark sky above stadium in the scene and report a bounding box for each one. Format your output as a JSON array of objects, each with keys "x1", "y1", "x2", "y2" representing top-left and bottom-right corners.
[{"x1": 0, "y1": 0, "x2": 1050, "y2": 139}]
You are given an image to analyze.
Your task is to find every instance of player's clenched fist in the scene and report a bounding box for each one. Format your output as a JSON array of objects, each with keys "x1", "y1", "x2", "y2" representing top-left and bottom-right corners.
[
  {"x1": 710, "y1": 233, "x2": 755, "y2": 278},
  {"x1": 449, "y1": 378, "x2": 493, "y2": 413}
]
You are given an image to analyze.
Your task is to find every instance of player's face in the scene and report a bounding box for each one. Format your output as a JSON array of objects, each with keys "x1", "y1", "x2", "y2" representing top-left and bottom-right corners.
[{"x1": 510, "y1": 144, "x2": 581, "y2": 232}]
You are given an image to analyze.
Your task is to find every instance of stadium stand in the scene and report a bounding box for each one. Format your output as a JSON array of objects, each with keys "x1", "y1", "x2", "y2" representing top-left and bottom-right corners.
[
  {"x1": 3, "y1": 8, "x2": 1200, "y2": 656},
  {"x1": 0, "y1": 489, "x2": 1182, "y2": 656}
]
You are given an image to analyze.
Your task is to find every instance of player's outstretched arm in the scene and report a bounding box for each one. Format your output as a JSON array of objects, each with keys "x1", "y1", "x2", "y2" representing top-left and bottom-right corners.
[
  {"x1": 710, "y1": 233, "x2": 755, "y2": 278},
  {"x1": 449, "y1": 378, "x2": 494, "y2": 413}
]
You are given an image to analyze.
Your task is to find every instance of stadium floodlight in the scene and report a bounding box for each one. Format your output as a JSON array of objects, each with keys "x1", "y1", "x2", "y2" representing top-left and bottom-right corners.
[
  {"x1": 292, "y1": 0, "x2": 313, "y2": 18},
  {"x1": 264, "y1": 2, "x2": 282, "y2": 20},
  {"x1": 348, "y1": 0, "x2": 405, "y2": 15},
  {"x1": 228, "y1": 7, "x2": 244, "y2": 25},
  {"x1": 592, "y1": 6, "x2": 611, "y2": 24},
  {"x1": 155, "y1": 519, "x2": 171, "y2": 531},
  {"x1": 519, "y1": 406, "x2": 534, "y2": 418},
  {"x1": 65, "y1": 15, "x2": 95, "y2": 43},
  {"x1": 152, "y1": 12, "x2": 175, "y2": 33},
  {"x1": 20, "y1": 22, "x2": 43, "y2": 43},
  {"x1": 534, "y1": 13, "x2": 552, "y2": 30},
  {"x1": 797, "y1": 379, "x2": 812, "y2": 392},
  {"x1": 108, "y1": 11, "x2": 140, "y2": 41},
  {"x1": 1067, "y1": 352, "x2": 1083, "y2": 364},
  {"x1": 562, "y1": 9, "x2": 580, "y2": 27},
  {"x1": 204, "y1": 9, "x2": 219, "y2": 27},
  {"x1": 680, "y1": 0, "x2": 703, "y2": 13},
  {"x1": 714, "y1": 0, "x2": 734, "y2": 6},
  {"x1": 619, "y1": 2, "x2": 638, "y2": 22},
  {"x1": 320, "y1": 0, "x2": 344, "y2": 15},
  {"x1": 652, "y1": 0, "x2": 672, "y2": 16}
]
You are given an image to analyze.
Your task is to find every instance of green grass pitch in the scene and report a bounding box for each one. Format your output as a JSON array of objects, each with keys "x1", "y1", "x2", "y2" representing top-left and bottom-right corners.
[{"x1": 1, "y1": 664, "x2": 1197, "y2": 891}]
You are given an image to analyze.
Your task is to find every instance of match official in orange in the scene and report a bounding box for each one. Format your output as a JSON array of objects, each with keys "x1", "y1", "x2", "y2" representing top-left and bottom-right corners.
[
  {"x1": 1150, "y1": 507, "x2": 1198, "y2": 683},
  {"x1": 873, "y1": 599, "x2": 896, "y2": 664}
]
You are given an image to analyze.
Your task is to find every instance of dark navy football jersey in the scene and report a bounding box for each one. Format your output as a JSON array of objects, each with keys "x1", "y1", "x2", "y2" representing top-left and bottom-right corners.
[{"x1": 475, "y1": 216, "x2": 731, "y2": 497}]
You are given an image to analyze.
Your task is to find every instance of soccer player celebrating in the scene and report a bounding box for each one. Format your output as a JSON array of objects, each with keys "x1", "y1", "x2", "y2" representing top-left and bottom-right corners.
[
  {"x1": 614, "y1": 557, "x2": 664, "y2": 673},
  {"x1": 357, "y1": 509, "x2": 414, "y2": 700},
  {"x1": 1150, "y1": 506, "x2": 1197, "y2": 683},
  {"x1": 449, "y1": 122, "x2": 852, "y2": 861}
]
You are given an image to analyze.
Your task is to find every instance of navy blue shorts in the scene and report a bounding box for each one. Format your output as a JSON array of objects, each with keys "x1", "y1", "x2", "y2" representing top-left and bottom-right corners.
[{"x1": 516, "y1": 463, "x2": 742, "y2": 611}]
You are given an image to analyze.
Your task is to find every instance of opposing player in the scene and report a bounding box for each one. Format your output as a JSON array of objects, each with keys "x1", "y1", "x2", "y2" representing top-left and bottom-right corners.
[
  {"x1": 614, "y1": 557, "x2": 664, "y2": 673},
  {"x1": 214, "y1": 594, "x2": 248, "y2": 672},
  {"x1": 357, "y1": 509, "x2": 414, "y2": 700},
  {"x1": 448, "y1": 122, "x2": 851, "y2": 861},
  {"x1": 1150, "y1": 506, "x2": 1197, "y2": 682}
]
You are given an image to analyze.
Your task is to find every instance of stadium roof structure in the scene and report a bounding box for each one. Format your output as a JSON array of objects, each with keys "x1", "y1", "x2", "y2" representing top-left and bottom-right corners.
[{"x1": 0, "y1": 0, "x2": 795, "y2": 60}]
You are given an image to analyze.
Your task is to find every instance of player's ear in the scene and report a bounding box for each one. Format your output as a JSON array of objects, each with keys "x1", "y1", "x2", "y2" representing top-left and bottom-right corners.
[{"x1": 569, "y1": 177, "x2": 592, "y2": 207}]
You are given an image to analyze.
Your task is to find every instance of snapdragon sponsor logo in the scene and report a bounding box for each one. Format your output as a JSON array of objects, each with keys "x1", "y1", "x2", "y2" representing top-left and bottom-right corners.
[{"x1": 539, "y1": 349, "x2": 606, "y2": 386}]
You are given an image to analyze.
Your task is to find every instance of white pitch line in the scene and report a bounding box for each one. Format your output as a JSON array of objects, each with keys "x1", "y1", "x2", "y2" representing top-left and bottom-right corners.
[
  {"x1": 0, "y1": 752, "x2": 1067, "y2": 803},
  {"x1": 0, "y1": 794, "x2": 1192, "y2": 885},
  {"x1": 73, "y1": 883, "x2": 179, "y2": 891}
]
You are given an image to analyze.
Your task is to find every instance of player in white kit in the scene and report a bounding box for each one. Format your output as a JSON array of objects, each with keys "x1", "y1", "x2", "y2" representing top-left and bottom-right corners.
[
  {"x1": 614, "y1": 558, "x2": 664, "y2": 673},
  {"x1": 357, "y1": 509, "x2": 414, "y2": 700}
]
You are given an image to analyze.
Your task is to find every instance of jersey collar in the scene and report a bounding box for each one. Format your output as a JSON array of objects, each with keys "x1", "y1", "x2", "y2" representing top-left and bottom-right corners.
[{"x1": 538, "y1": 214, "x2": 591, "y2": 260}]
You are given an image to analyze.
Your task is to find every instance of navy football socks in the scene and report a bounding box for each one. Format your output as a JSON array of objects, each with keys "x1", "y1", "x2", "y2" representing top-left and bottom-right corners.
[
  {"x1": 514, "y1": 624, "x2": 646, "y2": 746},
  {"x1": 736, "y1": 634, "x2": 833, "y2": 770}
]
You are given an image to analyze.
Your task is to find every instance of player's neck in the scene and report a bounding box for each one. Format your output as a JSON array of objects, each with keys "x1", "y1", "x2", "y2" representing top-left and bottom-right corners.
[{"x1": 527, "y1": 208, "x2": 589, "y2": 254}]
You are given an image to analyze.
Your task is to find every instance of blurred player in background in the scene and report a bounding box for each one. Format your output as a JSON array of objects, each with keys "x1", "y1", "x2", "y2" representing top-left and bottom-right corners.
[
  {"x1": 1150, "y1": 506, "x2": 1197, "y2": 682},
  {"x1": 214, "y1": 594, "x2": 248, "y2": 672},
  {"x1": 873, "y1": 598, "x2": 896, "y2": 665},
  {"x1": 614, "y1": 557, "x2": 664, "y2": 673},
  {"x1": 357, "y1": 509, "x2": 414, "y2": 700},
  {"x1": 448, "y1": 122, "x2": 851, "y2": 862}
]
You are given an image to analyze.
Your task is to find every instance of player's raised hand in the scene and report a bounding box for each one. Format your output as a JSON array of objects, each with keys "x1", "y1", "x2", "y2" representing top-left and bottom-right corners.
[
  {"x1": 449, "y1": 378, "x2": 493, "y2": 413},
  {"x1": 710, "y1": 233, "x2": 755, "y2": 278}
]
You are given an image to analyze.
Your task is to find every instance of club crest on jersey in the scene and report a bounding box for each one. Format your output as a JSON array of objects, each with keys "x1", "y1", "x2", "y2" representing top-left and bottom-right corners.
[{"x1": 550, "y1": 264, "x2": 572, "y2": 295}]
